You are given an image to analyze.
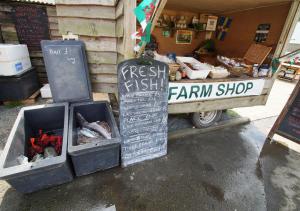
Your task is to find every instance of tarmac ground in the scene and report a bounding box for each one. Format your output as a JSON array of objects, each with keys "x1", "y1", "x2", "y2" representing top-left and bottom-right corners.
[
  {"x1": 0, "y1": 79, "x2": 299, "y2": 211},
  {"x1": 0, "y1": 114, "x2": 299, "y2": 211}
]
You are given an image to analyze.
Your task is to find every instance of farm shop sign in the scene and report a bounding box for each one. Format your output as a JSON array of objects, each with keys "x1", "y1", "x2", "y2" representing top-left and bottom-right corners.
[{"x1": 168, "y1": 79, "x2": 265, "y2": 103}]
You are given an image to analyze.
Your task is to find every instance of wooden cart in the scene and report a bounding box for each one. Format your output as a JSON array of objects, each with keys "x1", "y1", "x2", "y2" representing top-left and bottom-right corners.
[
  {"x1": 167, "y1": 76, "x2": 274, "y2": 127},
  {"x1": 165, "y1": 43, "x2": 273, "y2": 127},
  {"x1": 121, "y1": 0, "x2": 299, "y2": 127}
]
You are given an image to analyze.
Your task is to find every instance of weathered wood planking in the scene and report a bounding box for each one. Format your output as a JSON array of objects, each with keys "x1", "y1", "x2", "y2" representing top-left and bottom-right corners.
[
  {"x1": 168, "y1": 95, "x2": 268, "y2": 114},
  {"x1": 49, "y1": 22, "x2": 59, "y2": 30},
  {"x1": 1, "y1": 31, "x2": 18, "y2": 43},
  {"x1": 54, "y1": 0, "x2": 124, "y2": 94},
  {"x1": 117, "y1": 37, "x2": 124, "y2": 55},
  {"x1": 55, "y1": 0, "x2": 117, "y2": 6},
  {"x1": 90, "y1": 74, "x2": 117, "y2": 83},
  {"x1": 46, "y1": 6, "x2": 57, "y2": 17},
  {"x1": 0, "y1": 11, "x2": 13, "y2": 24},
  {"x1": 1, "y1": 24, "x2": 16, "y2": 33},
  {"x1": 30, "y1": 51, "x2": 44, "y2": 58},
  {"x1": 117, "y1": 53, "x2": 124, "y2": 63},
  {"x1": 31, "y1": 58, "x2": 45, "y2": 66},
  {"x1": 0, "y1": 3, "x2": 12, "y2": 12},
  {"x1": 56, "y1": 5, "x2": 115, "y2": 19},
  {"x1": 89, "y1": 64, "x2": 117, "y2": 74},
  {"x1": 50, "y1": 29, "x2": 61, "y2": 37},
  {"x1": 58, "y1": 17, "x2": 115, "y2": 37},
  {"x1": 80, "y1": 37, "x2": 117, "y2": 52},
  {"x1": 115, "y1": 0, "x2": 125, "y2": 65},
  {"x1": 123, "y1": 0, "x2": 136, "y2": 59},
  {"x1": 92, "y1": 83, "x2": 117, "y2": 93},
  {"x1": 115, "y1": 0, "x2": 123, "y2": 19},
  {"x1": 87, "y1": 51, "x2": 117, "y2": 64},
  {"x1": 0, "y1": 31, "x2": 3, "y2": 43},
  {"x1": 116, "y1": 15, "x2": 124, "y2": 38},
  {"x1": 48, "y1": 17, "x2": 58, "y2": 24},
  {"x1": 36, "y1": 66, "x2": 47, "y2": 73}
]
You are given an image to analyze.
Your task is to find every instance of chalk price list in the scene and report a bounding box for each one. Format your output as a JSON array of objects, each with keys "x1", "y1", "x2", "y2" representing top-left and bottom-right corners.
[{"x1": 118, "y1": 61, "x2": 169, "y2": 167}]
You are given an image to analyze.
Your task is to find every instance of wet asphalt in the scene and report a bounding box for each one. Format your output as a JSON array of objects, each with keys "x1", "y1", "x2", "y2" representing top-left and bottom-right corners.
[{"x1": 0, "y1": 113, "x2": 299, "y2": 211}]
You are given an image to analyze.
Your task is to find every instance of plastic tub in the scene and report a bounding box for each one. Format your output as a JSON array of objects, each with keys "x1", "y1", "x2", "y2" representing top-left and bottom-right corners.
[
  {"x1": 68, "y1": 101, "x2": 120, "y2": 177},
  {"x1": 0, "y1": 44, "x2": 32, "y2": 76},
  {"x1": 0, "y1": 104, "x2": 73, "y2": 193},
  {"x1": 0, "y1": 68, "x2": 40, "y2": 101},
  {"x1": 177, "y1": 56, "x2": 211, "y2": 79}
]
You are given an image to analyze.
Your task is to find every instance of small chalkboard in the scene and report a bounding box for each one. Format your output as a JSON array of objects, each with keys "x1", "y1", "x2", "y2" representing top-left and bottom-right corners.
[
  {"x1": 269, "y1": 80, "x2": 300, "y2": 143},
  {"x1": 12, "y1": 4, "x2": 50, "y2": 51},
  {"x1": 41, "y1": 40, "x2": 92, "y2": 103},
  {"x1": 118, "y1": 58, "x2": 169, "y2": 167}
]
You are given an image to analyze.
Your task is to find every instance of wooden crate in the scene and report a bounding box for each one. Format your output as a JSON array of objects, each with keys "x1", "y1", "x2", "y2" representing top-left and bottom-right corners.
[{"x1": 218, "y1": 44, "x2": 272, "y2": 77}]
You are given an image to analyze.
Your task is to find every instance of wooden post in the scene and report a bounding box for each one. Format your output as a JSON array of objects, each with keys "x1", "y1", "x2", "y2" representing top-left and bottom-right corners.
[{"x1": 124, "y1": 0, "x2": 136, "y2": 59}]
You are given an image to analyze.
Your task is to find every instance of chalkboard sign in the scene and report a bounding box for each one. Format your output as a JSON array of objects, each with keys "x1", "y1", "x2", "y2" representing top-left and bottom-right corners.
[
  {"x1": 118, "y1": 58, "x2": 169, "y2": 167},
  {"x1": 12, "y1": 4, "x2": 50, "y2": 51},
  {"x1": 41, "y1": 40, "x2": 92, "y2": 103},
  {"x1": 269, "y1": 80, "x2": 300, "y2": 143}
]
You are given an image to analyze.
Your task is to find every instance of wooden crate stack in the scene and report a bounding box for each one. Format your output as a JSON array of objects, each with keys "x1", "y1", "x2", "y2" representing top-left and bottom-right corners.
[{"x1": 55, "y1": 0, "x2": 135, "y2": 94}]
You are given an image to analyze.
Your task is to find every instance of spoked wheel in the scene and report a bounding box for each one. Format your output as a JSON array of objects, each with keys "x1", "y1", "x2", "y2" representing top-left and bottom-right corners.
[{"x1": 192, "y1": 110, "x2": 222, "y2": 128}]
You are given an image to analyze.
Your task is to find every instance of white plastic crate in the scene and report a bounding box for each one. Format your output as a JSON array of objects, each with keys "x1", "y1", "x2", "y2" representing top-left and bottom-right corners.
[
  {"x1": 177, "y1": 57, "x2": 211, "y2": 79},
  {"x1": 0, "y1": 44, "x2": 32, "y2": 76}
]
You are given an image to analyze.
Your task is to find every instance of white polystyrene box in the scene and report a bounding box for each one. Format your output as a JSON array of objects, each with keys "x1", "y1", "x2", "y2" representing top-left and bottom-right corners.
[
  {"x1": 177, "y1": 57, "x2": 211, "y2": 79},
  {"x1": 0, "y1": 44, "x2": 30, "y2": 61},
  {"x1": 40, "y1": 84, "x2": 52, "y2": 99},
  {"x1": 0, "y1": 44, "x2": 32, "y2": 76}
]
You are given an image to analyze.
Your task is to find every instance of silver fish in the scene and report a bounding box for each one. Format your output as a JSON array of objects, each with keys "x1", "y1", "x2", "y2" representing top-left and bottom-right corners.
[
  {"x1": 79, "y1": 128, "x2": 99, "y2": 138},
  {"x1": 76, "y1": 113, "x2": 112, "y2": 139}
]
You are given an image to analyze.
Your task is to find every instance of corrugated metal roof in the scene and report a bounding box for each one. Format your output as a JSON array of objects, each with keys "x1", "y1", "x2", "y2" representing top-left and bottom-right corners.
[{"x1": 12, "y1": 0, "x2": 55, "y2": 5}]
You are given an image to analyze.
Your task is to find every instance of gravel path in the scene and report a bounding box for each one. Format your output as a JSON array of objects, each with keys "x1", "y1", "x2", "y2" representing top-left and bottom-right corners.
[{"x1": 0, "y1": 105, "x2": 22, "y2": 153}]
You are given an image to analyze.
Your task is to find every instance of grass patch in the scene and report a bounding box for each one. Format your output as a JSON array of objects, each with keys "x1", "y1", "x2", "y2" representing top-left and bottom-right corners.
[
  {"x1": 4, "y1": 101, "x2": 23, "y2": 108},
  {"x1": 225, "y1": 109, "x2": 240, "y2": 118}
]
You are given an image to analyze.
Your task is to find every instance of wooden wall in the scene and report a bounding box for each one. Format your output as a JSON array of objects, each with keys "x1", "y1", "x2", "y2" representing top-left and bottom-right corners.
[
  {"x1": 56, "y1": 0, "x2": 119, "y2": 93},
  {"x1": 153, "y1": 9, "x2": 207, "y2": 56},
  {"x1": 56, "y1": 0, "x2": 136, "y2": 94},
  {"x1": 214, "y1": 3, "x2": 291, "y2": 58},
  {"x1": 153, "y1": 3, "x2": 291, "y2": 59}
]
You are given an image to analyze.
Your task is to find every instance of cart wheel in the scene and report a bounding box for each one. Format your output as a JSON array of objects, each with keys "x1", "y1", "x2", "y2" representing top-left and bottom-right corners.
[{"x1": 192, "y1": 110, "x2": 222, "y2": 128}]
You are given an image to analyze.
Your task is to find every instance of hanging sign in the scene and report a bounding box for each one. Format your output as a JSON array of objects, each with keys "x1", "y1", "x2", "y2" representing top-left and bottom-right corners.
[
  {"x1": 168, "y1": 79, "x2": 265, "y2": 104},
  {"x1": 118, "y1": 58, "x2": 169, "y2": 167}
]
